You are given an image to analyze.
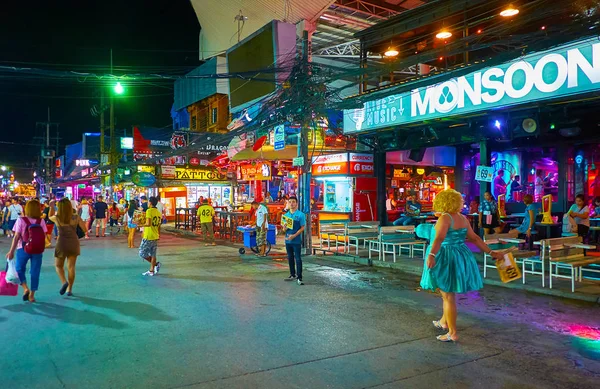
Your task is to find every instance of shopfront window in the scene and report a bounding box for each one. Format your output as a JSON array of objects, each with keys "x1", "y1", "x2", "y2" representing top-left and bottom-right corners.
[{"x1": 320, "y1": 177, "x2": 353, "y2": 212}]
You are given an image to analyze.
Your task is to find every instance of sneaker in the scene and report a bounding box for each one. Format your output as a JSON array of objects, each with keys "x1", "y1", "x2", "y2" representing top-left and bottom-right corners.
[
  {"x1": 297, "y1": 278, "x2": 304, "y2": 285},
  {"x1": 154, "y1": 262, "x2": 161, "y2": 274},
  {"x1": 142, "y1": 271, "x2": 154, "y2": 276},
  {"x1": 284, "y1": 275, "x2": 297, "y2": 281}
]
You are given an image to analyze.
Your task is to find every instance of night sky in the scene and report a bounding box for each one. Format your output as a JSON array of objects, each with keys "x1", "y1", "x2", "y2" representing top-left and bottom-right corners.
[{"x1": 0, "y1": 0, "x2": 200, "y2": 180}]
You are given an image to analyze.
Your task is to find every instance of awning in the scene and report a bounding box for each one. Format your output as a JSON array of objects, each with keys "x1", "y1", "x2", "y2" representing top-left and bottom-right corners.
[{"x1": 231, "y1": 145, "x2": 298, "y2": 161}]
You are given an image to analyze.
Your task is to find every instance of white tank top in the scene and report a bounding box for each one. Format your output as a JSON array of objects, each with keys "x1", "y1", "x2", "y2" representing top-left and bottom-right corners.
[{"x1": 80, "y1": 205, "x2": 90, "y2": 219}]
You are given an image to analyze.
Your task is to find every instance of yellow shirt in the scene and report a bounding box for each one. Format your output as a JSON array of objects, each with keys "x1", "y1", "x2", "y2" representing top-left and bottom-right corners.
[
  {"x1": 143, "y1": 208, "x2": 162, "y2": 240},
  {"x1": 197, "y1": 205, "x2": 215, "y2": 224}
]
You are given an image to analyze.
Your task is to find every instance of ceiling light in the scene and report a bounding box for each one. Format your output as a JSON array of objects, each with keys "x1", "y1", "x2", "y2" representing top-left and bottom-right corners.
[
  {"x1": 436, "y1": 30, "x2": 452, "y2": 39},
  {"x1": 500, "y1": 6, "x2": 519, "y2": 17},
  {"x1": 477, "y1": 29, "x2": 482, "y2": 34},
  {"x1": 384, "y1": 47, "x2": 399, "y2": 57},
  {"x1": 541, "y1": 26, "x2": 546, "y2": 30}
]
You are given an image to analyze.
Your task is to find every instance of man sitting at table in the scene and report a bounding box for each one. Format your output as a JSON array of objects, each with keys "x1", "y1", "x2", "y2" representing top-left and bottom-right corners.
[{"x1": 393, "y1": 196, "x2": 422, "y2": 226}]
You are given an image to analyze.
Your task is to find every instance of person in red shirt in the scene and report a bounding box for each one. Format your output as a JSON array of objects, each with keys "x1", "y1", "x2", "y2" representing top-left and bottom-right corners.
[{"x1": 108, "y1": 202, "x2": 121, "y2": 235}]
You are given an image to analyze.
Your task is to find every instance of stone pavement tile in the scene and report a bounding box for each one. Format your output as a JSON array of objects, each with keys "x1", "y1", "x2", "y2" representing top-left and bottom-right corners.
[{"x1": 181, "y1": 338, "x2": 503, "y2": 389}]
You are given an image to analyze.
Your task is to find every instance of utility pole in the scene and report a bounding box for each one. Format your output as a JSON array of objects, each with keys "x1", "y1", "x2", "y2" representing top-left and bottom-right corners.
[
  {"x1": 299, "y1": 30, "x2": 313, "y2": 253},
  {"x1": 36, "y1": 107, "x2": 59, "y2": 196},
  {"x1": 109, "y1": 49, "x2": 117, "y2": 201}
]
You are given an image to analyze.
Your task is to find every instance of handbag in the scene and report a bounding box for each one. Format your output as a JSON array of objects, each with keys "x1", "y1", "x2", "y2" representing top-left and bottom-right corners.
[
  {"x1": 76, "y1": 224, "x2": 86, "y2": 239},
  {"x1": 1, "y1": 262, "x2": 19, "y2": 296}
]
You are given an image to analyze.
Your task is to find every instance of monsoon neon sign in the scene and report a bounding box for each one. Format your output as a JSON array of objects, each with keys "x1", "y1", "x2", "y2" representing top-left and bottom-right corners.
[{"x1": 344, "y1": 37, "x2": 600, "y2": 133}]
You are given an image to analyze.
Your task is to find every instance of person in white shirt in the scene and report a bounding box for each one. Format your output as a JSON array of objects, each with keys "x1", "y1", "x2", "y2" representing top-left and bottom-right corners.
[
  {"x1": 156, "y1": 196, "x2": 165, "y2": 220},
  {"x1": 534, "y1": 169, "x2": 544, "y2": 202},
  {"x1": 386, "y1": 194, "x2": 397, "y2": 211},
  {"x1": 252, "y1": 201, "x2": 269, "y2": 256},
  {"x1": 7, "y1": 198, "x2": 23, "y2": 231},
  {"x1": 568, "y1": 194, "x2": 590, "y2": 239}
]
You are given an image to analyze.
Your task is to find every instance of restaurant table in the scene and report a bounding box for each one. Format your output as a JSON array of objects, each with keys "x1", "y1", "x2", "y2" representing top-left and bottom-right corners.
[
  {"x1": 534, "y1": 222, "x2": 562, "y2": 239},
  {"x1": 589, "y1": 218, "x2": 600, "y2": 226},
  {"x1": 215, "y1": 211, "x2": 251, "y2": 242}
]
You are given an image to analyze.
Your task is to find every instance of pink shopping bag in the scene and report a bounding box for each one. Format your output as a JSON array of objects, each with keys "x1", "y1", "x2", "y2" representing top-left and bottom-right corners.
[{"x1": 0, "y1": 271, "x2": 18, "y2": 296}]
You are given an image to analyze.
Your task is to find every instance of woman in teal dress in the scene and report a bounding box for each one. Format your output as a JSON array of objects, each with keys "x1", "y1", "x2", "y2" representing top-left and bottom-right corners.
[{"x1": 421, "y1": 189, "x2": 504, "y2": 342}]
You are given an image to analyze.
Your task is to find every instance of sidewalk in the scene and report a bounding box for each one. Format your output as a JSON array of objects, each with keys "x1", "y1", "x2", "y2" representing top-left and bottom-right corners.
[{"x1": 163, "y1": 224, "x2": 600, "y2": 304}]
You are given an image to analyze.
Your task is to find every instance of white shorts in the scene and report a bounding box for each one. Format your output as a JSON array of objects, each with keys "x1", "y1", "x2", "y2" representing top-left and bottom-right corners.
[{"x1": 95, "y1": 218, "x2": 106, "y2": 228}]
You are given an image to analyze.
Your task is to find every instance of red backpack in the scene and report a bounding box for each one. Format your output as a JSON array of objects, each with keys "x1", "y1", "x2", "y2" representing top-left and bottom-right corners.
[{"x1": 21, "y1": 217, "x2": 46, "y2": 254}]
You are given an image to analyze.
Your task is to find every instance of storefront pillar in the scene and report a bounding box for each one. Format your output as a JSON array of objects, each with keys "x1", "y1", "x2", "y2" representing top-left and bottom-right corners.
[
  {"x1": 454, "y1": 147, "x2": 465, "y2": 195},
  {"x1": 557, "y1": 145, "x2": 568, "y2": 212},
  {"x1": 479, "y1": 140, "x2": 490, "y2": 235},
  {"x1": 375, "y1": 151, "x2": 387, "y2": 225}
]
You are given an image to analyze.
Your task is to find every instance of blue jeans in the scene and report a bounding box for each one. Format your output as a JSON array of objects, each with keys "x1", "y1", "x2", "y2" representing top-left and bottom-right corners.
[
  {"x1": 15, "y1": 248, "x2": 43, "y2": 291},
  {"x1": 285, "y1": 243, "x2": 302, "y2": 280},
  {"x1": 393, "y1": 216, "x2": 414, "y2": 226}
]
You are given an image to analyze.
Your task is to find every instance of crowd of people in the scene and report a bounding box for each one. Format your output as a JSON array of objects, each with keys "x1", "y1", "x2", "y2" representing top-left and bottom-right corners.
[{"x1": 1, "y1": 194, "x2": 168, "y2": 301}]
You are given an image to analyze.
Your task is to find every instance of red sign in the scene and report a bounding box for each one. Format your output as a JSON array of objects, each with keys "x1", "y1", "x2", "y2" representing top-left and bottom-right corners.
[
  {"x1": 189, "y1": 157, "x2": 200, "y2": 166},
  {"x1": 349, "y1": 153, "x2": 374, "y2": 176},
  {"x1": 312, "y1": 162, "x2": 349, "y2": 175}
]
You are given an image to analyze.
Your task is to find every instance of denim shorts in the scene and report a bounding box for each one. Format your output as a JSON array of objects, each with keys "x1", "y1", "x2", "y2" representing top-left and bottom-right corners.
[{"x1": 139, "y1": 239, "x2": 158, "y2": 258}]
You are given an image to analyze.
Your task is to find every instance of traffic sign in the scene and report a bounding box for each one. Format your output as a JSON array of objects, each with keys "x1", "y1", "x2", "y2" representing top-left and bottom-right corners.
[
  {"x1": 292, "y1": 157, "x2": 304, "y2": 167},
  {"x1": 274, "y1": 125, "x2": 285, "y2": 151}
]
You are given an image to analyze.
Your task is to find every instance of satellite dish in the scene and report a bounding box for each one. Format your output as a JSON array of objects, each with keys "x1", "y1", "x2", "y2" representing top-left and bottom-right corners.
[{"x1": 522, "y1": 118, "x2": 537, "y2": 133}]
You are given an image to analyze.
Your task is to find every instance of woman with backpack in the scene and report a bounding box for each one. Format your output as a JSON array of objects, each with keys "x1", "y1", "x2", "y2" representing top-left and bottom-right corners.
[
  {"x1": 50, "y1": 198, "x2": 87, "y2": 296},
  {"x1": 5, "y1": 199, "x2": 47, "y2": 303}
]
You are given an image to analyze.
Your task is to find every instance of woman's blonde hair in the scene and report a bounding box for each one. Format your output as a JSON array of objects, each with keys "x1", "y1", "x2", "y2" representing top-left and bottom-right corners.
[
  {"x1": 57, "y1": 198, "x2": 73, "y2": 225},
  {"x1": 433, "y1": 189, "x2": 464, "y2": 214},
  {"x1": 24, "y1": 200, "x2": 42, "y2": 219}
]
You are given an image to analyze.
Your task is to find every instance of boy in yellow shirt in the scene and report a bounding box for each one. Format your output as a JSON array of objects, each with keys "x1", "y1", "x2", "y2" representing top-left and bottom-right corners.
[
  {"x1": 140, "y1": 197, "x2": 162, "y2": 276},
  {"x1": 197, "y1": 199, "x2": 216, "y2": 246}
]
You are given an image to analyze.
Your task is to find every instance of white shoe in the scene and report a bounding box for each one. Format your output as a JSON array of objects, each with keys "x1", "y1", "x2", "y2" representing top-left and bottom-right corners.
[
  {"x1": 142, "y1": 271, "x2": 154, "y2": 276},
  {"x1": 154, "y1": 262, "x2": 161, "y2": 274}
]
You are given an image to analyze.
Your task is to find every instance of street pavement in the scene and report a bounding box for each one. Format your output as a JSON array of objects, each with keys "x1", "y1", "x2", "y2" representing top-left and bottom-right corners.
[{"x1": 0, "y1": 232, "x2": 599, "y2": 389}]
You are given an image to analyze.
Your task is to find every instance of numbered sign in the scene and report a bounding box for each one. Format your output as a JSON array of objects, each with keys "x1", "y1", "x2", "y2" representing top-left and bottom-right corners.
[
  {"x1": 281, "y1": 215, "x2": 294, "y2": 229},
  {"x1": 475, "y1": 165, "x2": 494, "y2": 182},
  {"x1": 496, "y1": 252, "x2": 521, "y2": 283}
]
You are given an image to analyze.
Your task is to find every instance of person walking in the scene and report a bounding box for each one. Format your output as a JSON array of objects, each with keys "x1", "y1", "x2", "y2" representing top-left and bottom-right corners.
[
  {"x1": 125, "y1": 199, "x2": 139, "y2": 248},
  {"x1": 2, "y1": 200, "x2": 11, "y2": 237},
  {"x1": 7, "y1": 197, "x2": 24, "y2": 233},
  {"x1": 282, "y1": 196, "x2": 306, "y2": 285},
  {"x1": 5, "y1": 199, "x2": 47, "y2": 303},
  {"x1": 251, "y1": 201, "x2": 268, "y2": 256},
  {"x1": 421, "y1": 189, "x2": 504, "y2": 342},
  {"x1": 93, "y1": 196, "x2": 108, "y2": 237},
  {"x1": 78, "y1": 198, "x2": 92, "y2": 239},
  {"x1": 197, "y1": 198, "x2": 216, "y2": 246},
  {"x1": 50, "y1": 198, "x2": 87, "y2": 297},
  {"x1": 42, "y1": 200, "x2": 54, "y2": 248},
  {"x1": 108, "y1": 201, "x2": 121, "y2": 235},
  {"x1": 139, "y1": 197, "x2": 162, "y2": 276},
  {"x1": 479, "y1": 191, "x2": 501, "y2": 235}
]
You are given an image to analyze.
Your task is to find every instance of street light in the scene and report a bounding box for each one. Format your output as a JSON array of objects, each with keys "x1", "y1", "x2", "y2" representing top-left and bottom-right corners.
[
  {"x1": 384, "y1": 47, "x2": 399, "y2": 57},
  {"x1": 114, "y1": 82, "x2": 124, "y2": 95},
  {"x1": 500, "y1": 5, "x2": 519, "y2": 17},
  {"x1": 1, "y1": 166, "x2": 6, "y2": 172},
  {"x1": 436, "y1": 30, "x2": 452, "y2": 39}
]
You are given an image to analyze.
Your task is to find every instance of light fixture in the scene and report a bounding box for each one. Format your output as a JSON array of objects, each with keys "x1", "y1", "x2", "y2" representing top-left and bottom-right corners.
[
  {"x1": 436, "y1": 30, "x2": 452, "y2": 39},
  {"x1": 541, "y1": 26, "x2": 546, "y2": 30},
  {"x1": 114, "y1": 82, "x2": 124, "y2": 95},
  {"x1": 500, "y1": 5, "x2": 519, "y2": 17},
  {"x1": 384, "y1": 47, "x2": 399, "y2": 57},
  {"x1": 494, "y1": 120, "x2": 502, "y2": 129},
  {"x1": 439, "y1": 56, "x2": 444, "y2": 61},
  {"x1": 477, "y1": 29, "x2": 483, "y2": 34}
]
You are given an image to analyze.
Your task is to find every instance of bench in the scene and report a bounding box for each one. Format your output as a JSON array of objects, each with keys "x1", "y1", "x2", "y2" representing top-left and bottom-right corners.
[
  {"x1": 318, "y1": 220, "x2": 348, "y2": 252},
  {"x1": 344, "y1": 221, "x2": 380, "y2": 255},
  {"x1": 483, "y1": 233, "x2": 541, "y2": 285},
  {"x1": 541, "y1": 236, "x2": 600, "y2": 292},
  {"x1": 368, "y1": 226, "x2": 427, "y2": 262}
]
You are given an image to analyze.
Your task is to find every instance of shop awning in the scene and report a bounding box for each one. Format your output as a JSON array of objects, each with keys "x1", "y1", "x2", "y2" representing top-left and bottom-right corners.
[{"x1": 231, "y1": 145, "x2": 299, "y2": 161}]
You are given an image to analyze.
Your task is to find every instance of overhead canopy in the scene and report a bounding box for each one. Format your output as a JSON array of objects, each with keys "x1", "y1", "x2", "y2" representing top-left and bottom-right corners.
[{"x1": 191, "y1": 0, "x2": 336, "y2": 58}]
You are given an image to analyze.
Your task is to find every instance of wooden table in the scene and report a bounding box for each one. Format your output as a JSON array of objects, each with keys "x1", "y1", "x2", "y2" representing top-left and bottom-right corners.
[{"x1": 535, "y1": 222, "x2": 562, "y2": 239}]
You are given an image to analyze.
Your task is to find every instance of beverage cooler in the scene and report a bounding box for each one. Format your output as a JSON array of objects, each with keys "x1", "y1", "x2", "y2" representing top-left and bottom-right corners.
[{"x1": 312, "y1": 153, "x2": 378, "y2": 223}]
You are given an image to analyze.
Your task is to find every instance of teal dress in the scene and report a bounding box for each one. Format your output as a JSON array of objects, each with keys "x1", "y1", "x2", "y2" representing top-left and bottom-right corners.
[{"x1": 420, "y1": 214, "x2": 483, "y2": 293}]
